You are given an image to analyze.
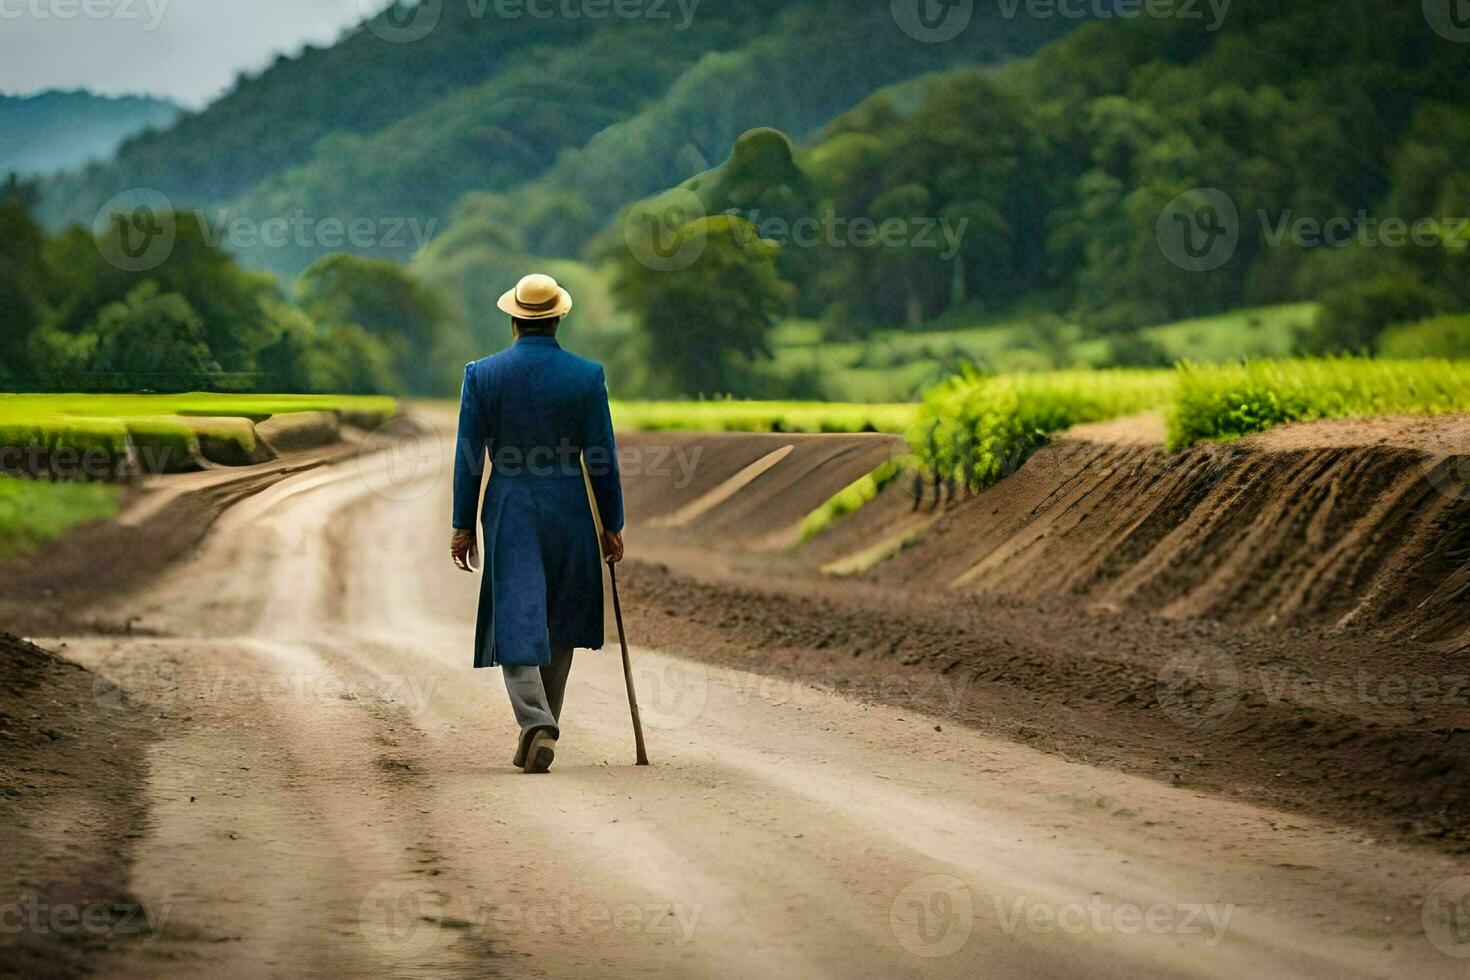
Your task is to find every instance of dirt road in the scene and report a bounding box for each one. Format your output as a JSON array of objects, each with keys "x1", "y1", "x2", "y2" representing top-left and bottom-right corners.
[{"x1": 34, "y1": 432, "x2": 1470, "y2": 978}]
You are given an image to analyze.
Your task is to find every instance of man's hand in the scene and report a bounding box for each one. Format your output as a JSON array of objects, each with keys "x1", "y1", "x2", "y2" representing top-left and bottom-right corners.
[
  {"x1": 451, "y1": 529, "x2": 477, "y2": 572},
  {"x1": 602, "y1": 529, "x2": 625, "y2": 565}
]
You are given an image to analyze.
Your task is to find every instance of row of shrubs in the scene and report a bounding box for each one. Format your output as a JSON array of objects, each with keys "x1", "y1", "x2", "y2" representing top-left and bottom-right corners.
[{"x1": 908, "y1": 357, "x2": 1470, "y2": 493}]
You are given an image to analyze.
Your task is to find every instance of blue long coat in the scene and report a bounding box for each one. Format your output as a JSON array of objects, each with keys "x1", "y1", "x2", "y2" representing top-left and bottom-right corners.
[{"x1": 452, "y1": 335, "x2": 624, "y2": 668}]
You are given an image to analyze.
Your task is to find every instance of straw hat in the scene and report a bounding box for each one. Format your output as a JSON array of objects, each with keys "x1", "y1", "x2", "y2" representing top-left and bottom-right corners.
[{"x1": 498, "y1": 273, "x2": 573, "y2": 320}]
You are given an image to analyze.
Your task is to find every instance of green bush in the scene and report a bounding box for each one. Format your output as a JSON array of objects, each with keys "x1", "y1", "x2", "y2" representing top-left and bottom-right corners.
[
  {"x1": 912, "y1": 369, "x2": 1176, "y2": 491},
  {"x1": 1166, "y1": 358, "x2": 1470, "y2": 449},
  {"x1": 1298, "y1": 275, "x2": 1452, "y2": 354}
]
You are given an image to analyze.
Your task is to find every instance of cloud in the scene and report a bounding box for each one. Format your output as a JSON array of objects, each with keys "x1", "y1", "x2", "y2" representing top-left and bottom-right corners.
[{"x1": 0, "y1": 0, "x2": 369, "y2": 107}]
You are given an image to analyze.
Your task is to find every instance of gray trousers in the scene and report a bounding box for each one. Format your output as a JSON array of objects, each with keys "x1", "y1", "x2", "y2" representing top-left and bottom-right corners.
[{"x1": 503, "y1": 646, "x2": 574, "y2": 737}]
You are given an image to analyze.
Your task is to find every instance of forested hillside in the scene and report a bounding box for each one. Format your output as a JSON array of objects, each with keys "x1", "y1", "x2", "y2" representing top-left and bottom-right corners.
[
  {"x1": 13, "y1": 0, "x2": 1467, "y2": 401},
  {"x1": 582, "y1": 0, "x2": 1470, "y2": 395},
  {"x1": 36, "y1": 0, "x2": 1076, "y2": 280}
]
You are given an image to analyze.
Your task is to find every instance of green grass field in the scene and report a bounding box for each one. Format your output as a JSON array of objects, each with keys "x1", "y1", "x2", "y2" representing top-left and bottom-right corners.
[
  {"x1": 0, "y1": 393, "x2": 399, "y2": 464},
  {"x1": 766, "y1": 304, "x2": 1318, "y2": 402},
  {"x1": 9, "y1": 353, "x2": 1467, "y2": 559},
  {"x1": 0, "y1": 476, "x2": 121, "y2": 561},
  {"x1": 0, "y1": 392, "x2": 398, "y2": 564}
]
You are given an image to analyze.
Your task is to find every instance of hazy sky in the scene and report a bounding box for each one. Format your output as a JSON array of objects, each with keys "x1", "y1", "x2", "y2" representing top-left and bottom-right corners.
[{"x1": 0, "y1": 0, "x2": 377, "y2": 107}]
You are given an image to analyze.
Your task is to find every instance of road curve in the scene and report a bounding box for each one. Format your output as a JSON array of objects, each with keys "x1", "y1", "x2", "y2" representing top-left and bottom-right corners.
[{"x1": 46, "y1": 430, "x2": 1468, "y2": 979}]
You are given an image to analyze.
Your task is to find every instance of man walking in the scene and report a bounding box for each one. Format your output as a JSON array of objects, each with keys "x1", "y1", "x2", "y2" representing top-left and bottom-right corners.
[{"x1": 450, "y1": 273, "x2": 624, "y2": 774}]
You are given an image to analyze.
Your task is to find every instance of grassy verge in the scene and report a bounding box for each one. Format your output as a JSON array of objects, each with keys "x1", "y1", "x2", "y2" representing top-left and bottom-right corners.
[
  {"x1": 765, "y1": 304, "x2": 1317, "y2": 401},
  {"x1": 0, "y1": 393, "x2": 399, "y2": 471},
  {"x1": 796, "y1": 461, "x2": 902, "y2": 544},
  {"x1": 911, "y1": 369, "x2": 1177, "y2": 492},
  {"x1": 611, "y1": 400, "x2": 917, "y2": 434},
  {"x1": 0, "y1": 477, "x2": 121, "y2": 562},
  {"x1": 1167, "y1": 358, "x2": 1470, "y2": 449}
]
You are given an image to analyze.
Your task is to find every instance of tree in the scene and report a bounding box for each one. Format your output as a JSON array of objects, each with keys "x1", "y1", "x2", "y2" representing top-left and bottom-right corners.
[
  {"x1": 1300, "y1": 274, "x2": 1452, "y2": 355},
  {"x1": 256, "y1": 300, "x2": 399, "y2": 395},
  {"x1": 297, "y1": 253, "x2": 452, "y2": 394},
  {"x1": 613, "y1": 215, "x2": 793, "y2": 396},
  {"x1": 89, "y1": 283, "x2": 220, "y2": 391},
  {"x1": 77, "y1": 211, "x2": 279, "y2": 373},
  {"x1": 0, "y1": 181, "x2": 47, "y2": 379}
]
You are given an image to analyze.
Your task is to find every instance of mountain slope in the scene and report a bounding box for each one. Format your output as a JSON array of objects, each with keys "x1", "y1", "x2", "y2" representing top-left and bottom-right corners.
[
  {"x1": 35, "y1": 0, "x2": 797, "y2": 239},
  {"x1": 38, "y1": 0, "x2": 1083, "y2": 281},
  {"x1": 0, "y1": 91, "x2": 180, "y2": 176}
]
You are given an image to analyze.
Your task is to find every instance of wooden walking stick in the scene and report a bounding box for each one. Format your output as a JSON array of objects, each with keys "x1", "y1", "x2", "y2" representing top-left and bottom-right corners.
[
  {"x1": 583, "y1": 456, "x2": 649, "y2": 766},
  {"x1": 608, "y1": 562, "x2": 649, "y2": 766}
]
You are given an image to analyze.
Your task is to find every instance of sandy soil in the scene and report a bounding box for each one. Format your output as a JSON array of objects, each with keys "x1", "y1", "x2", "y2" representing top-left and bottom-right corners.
[
  {"x1": 6, "y1": 426, "x2": 1469, "y2": 977},
  {"x1": 0, "y1": 634, "x2": 153, "y2": 978}
]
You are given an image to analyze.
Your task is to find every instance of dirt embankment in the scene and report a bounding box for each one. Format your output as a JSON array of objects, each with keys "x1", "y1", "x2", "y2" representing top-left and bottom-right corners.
[
  {"x1": 616, "y1": 419, "x2": 1470, "y2": 851},
  {"x1": 0, "y1": 634, "x2": 155, "y2": 978},
  {"x1": 858, "y1": 416, "x2": 1470, "y2": 641},
  {"x1": 623, "y1": 416, "x2": 1470, "y2": 644}
]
